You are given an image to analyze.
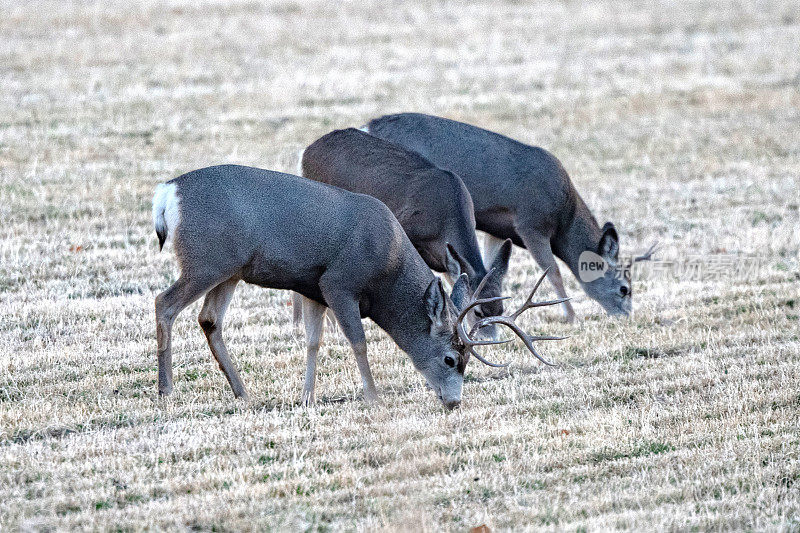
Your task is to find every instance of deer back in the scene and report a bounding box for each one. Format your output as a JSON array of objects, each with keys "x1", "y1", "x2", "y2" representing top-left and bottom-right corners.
[
  {"x1": 301, "y1": 128, "x2": 486, "y2": 278},
  {"x1": 167, "y1": 165, "x2": 432, "y2": 310},
  {"x1": 365, "y1": 113, "x2": 582, "y2": 237}
]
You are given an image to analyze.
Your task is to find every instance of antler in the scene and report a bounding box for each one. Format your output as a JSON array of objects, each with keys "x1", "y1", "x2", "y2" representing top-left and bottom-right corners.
[
  {"x1": 455, "y1": 268, "x2": 569, "y2": 367},
  {"x1": 454, "y1": 269, "x2": 512, "y2": 367},
  {"x1": 633, "y1": 242, "x2": 659, "y2": 262}
]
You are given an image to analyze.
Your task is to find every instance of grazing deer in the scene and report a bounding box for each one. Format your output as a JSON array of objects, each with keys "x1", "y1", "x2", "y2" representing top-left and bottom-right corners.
[
  {"x1": 152, "y1": 165, "x2": 562, "y2": 408},
  {"x1": 297, "y1": 127, "x2": 513, "y2": 339},
  {"x1": 364, "y1": 113, "x2": 654, "y2": 322}
]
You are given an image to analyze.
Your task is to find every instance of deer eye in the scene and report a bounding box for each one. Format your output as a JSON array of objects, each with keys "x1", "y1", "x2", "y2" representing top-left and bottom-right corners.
[
  {"x1": 620, "y1": 285, "x2": 629, "y2": 296},
  {"x1": 444, "y1": 356, "x2": 456, "y2": 368}
]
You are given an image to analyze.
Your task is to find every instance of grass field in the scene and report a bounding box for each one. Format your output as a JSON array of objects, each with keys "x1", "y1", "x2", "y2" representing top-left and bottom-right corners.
[{"x1": 1, "y1": 0, "x2": 799, "y2": 530}]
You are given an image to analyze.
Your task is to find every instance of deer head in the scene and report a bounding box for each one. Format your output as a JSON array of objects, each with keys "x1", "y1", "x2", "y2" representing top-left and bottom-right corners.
[
  {"x1": 420, "y1": 268, "x2": 568, "y2": 409},
  {"x1": 581, "y1": 222, "x2": 659, "y2": 317}
]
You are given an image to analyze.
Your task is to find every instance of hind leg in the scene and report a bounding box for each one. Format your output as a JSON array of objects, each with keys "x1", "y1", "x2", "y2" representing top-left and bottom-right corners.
[
  {"x1": 294, "y1": 291, "x2": 338, "y2": 332},
  {"x1": 291, "y1": 292, "x2": 303, "y2": 327},
  {"x1": 198, "y1": 278, "x2": 248, "y2": 399},
  {"x1": 301, "y1": 296, "x2": 327, "y2": 406},
  {"x1": 155, "y1": 275, "x2": 222, "y2": 396}
]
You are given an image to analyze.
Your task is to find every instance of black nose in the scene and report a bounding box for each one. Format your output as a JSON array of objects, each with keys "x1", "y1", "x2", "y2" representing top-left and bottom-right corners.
[{"x1": 444, "y1": 399, "x2": 461, "y2": 410}]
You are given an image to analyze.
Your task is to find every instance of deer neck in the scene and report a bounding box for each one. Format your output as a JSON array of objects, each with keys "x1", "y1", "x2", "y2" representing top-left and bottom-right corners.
[
  {"x1": 553, "y1": 195, "x2": 603, "y2": 280},
  {"x1": 367, "y1": 264, "x2": 440, "y2": 368}
]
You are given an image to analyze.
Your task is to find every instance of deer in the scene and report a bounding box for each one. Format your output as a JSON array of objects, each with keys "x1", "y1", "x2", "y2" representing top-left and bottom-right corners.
[
  {"x1": 363, "y1": 113, "x2": 656, "y2": 322},
  {"x1": 296, "y1": 127, "x2": 513, "y2": 340},
  {"x1": 151, "y1": 164, "x2": 565, "y2": 409}
]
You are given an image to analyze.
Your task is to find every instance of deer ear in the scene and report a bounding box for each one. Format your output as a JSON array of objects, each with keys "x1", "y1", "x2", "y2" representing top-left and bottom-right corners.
[
  {"x1": 449, "y1": 273, "x2": 470, "y2": 311},
  {"x1": 488, "y1": 238, "x2": 512, "y2": 277},
  {"x1": 424, "y1": 278, "x2": 448, "y2": 331},
  {"x1": 445, "y1": 243, "x2": 473, "y2": 280},
  {"x1": 598, "y1": 222, "x2": 619, "y2": 262},
  {"x1": 444, "y1": 243, "x2": 462, "y2": 279}
]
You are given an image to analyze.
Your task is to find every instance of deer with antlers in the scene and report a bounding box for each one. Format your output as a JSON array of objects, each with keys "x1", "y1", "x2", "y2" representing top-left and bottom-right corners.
[{"x1": 152, "y1": 165, "x2": 565, "y2": 409}]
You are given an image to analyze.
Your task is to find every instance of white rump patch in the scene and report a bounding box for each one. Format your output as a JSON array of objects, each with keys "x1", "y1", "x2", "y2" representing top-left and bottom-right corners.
[
  {"x1": 152, "y1": 182, "x2": 181, "y2": 247},
  {"x1": 296, "y1": 147, "x2": 305, "y2": 176}
]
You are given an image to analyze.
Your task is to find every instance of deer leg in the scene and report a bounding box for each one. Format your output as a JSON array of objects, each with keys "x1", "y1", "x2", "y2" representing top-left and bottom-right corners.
[
  {"x1": 291, "y1": 292, "x2": 303, "y2": 327},
  {"x1": 155, "y1": 275, "x2": 220, "y2": 396},
  {"x1": 300, "y1": 296, "x2": 327, "y2": 406},
  {"x1": 294, "y1": 291, "x2": 337, "y2": 331},
  {"x1": 198, "y1": 278, "x2": 249, "y2": 400},
  {"x1": 325, "y1": 308, "x2": 339, "y2": 333},
  {"x1": 320, "y1": 290, "x2": 378, "y2": 403},
  {"x1": 519, "y1": 233, "x2": 576, "y2": 323},
  {"x1": 442, "y1": 272, "x2": 455, "y2": 287}
]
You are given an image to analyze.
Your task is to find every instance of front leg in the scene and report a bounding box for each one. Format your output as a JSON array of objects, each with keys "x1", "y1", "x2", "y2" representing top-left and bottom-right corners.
[
  {"x1": 353, "y1": 341, "x2": 378, "y2": 403},
  {"x1": 320, "y1": 289, "x2": 378, "y2": 403},
  {"x1": 519, "y1": 232, "x2": 576, "y2": 323}
]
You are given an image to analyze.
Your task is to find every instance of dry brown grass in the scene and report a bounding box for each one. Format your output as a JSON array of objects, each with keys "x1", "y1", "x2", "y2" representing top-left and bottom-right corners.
[{"x1": 1, "y1": 0, "x2": 799, "y2": 530}]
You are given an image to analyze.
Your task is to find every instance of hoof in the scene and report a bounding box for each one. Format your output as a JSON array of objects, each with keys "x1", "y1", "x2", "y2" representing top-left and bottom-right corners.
[
  {"x1": 301, "y1": 393, "x2": 315, "y2": 407},
  {"x1": 363, "y1": 390, "x2": 379, "y2": 404}
]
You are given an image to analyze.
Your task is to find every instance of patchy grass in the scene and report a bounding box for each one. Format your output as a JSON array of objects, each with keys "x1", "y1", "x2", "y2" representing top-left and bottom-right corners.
[{"x1": 1, "y1": 0, "x2": 799, "y2": 530}]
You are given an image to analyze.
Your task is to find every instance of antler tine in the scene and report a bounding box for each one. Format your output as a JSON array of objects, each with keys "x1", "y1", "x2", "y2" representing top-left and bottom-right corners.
[
  {"x1": 456, "y1": 295, "x2": 510, "y2": 325},
  {"x1": 473, "y1": 267, "x2": 495, "y2": 298},
  {"x1": 488, "y1": 317, "x2": 557, "y2": 366},
  {"x1": 455, "y1": 266, "x2": 498, "y2": 326},
  {"x1": 469, "y1": 316, "x2": 570, "y2": 343},
  {"x1": 518, "y1": 296, "x2": 571, "y2": 311},
  {"x1": 523, "y1": 341, "x2": 556, "y2": 367},
  {"x1": 464, "y1": 336, "x2": 511, "y2": 347},
  {"x1": 454, "y1": 266, "x2": 568, "y2": 368},
  {"x1": 509, "y1": 268, "x2": 568, "y2": 320},
  {"x1": 529, "y1": 267, "x2": 550, "y2": 294},
  {"x1": 634, "y1": 242, "x2": 659, "y2": 262},
  {"x1": 510, "y1": 267, "x2": 548, "y2": 316}
]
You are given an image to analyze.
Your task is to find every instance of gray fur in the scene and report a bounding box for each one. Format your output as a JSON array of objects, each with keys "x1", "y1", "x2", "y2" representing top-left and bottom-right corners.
[
  {"x1": 300, "y1": 128, "x2": 512, "y2": 334},
  {"x1": 365, "y1": 113, "x2": 633, "y2": 320},
  {"x1": 153, "y1": 165, "x2": 471, "y2": 408}
]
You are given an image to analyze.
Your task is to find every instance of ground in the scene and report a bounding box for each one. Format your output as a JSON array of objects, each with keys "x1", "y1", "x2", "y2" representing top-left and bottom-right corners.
[{"x1": 1, "y1": 0, "x2": 799, "y2": 531}]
